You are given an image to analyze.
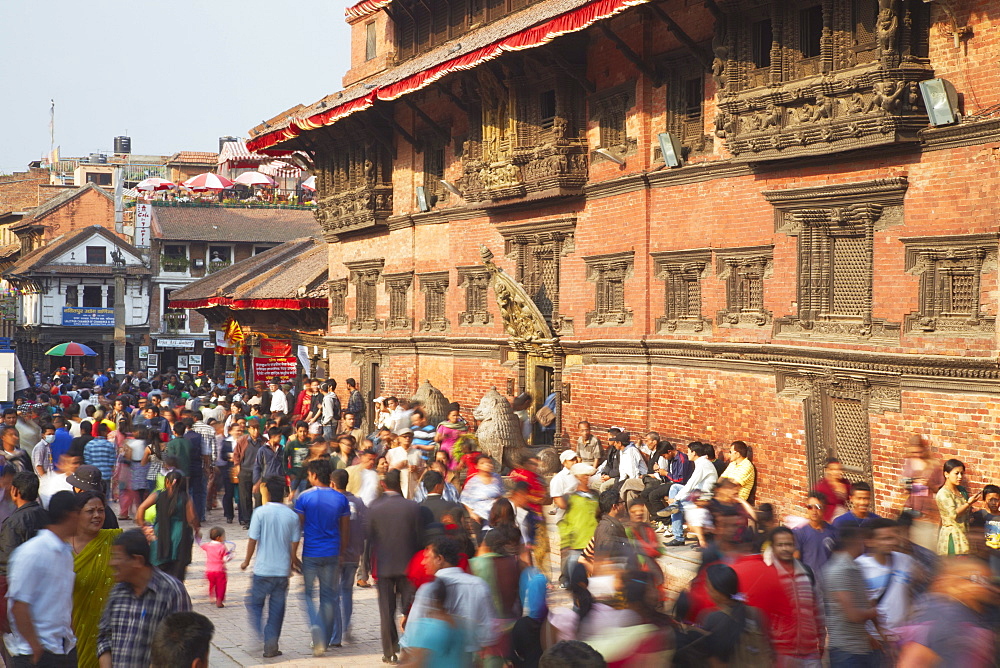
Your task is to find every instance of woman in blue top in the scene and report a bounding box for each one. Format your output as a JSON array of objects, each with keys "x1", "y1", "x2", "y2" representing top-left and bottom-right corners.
[{"x1": 399, "y1": 578, "x2": 468, "y2": 667}]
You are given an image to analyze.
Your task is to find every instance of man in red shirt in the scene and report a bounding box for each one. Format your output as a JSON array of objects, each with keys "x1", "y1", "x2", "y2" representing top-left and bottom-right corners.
[{"x1": 507, "y1": 454, "x2": 551, "y2": 575}]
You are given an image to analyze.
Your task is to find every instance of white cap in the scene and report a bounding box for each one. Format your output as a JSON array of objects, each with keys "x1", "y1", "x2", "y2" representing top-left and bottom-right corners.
[
  {"x1": 559, "y1": 450, "x2": 580, "y2": 463},
  {"x1": 570, "y1": 463, "x2": 596, "y2": 476},
  {"x1": 374, "y1": 396, "x2": 386, "y2": 403}
]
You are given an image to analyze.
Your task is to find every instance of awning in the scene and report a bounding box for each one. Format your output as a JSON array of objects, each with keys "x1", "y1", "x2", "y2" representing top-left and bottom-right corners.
[
  {"x1": 346, "y1": 0, "x2": 391, "y2": 20},
  {"x1": 169, "y1": 297, "x2": 327, "y2": 310},
  {"x1": 248, "y1": 0, "x2": 647, "y2": 152}
]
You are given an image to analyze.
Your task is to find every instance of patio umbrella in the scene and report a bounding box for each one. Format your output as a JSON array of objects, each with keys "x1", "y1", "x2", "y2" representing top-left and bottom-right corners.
[
  {"x1": 301, "y1": 175, "x2": 316, "y2": 191},
  {"x1": 182, "y1": 172, "x2": 234, "y2": 191},
  {"x1": 234, "y1": 171, "x2": 276, "y2": 186},
  {"x1": 45, "y1": 341, "x2": 98, "y2": 356},
  {"x1": 135, "y1": 177, "x2": 176, "y2": 192}
]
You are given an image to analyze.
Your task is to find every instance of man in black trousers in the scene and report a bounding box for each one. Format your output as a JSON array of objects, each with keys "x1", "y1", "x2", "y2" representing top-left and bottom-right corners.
[{"x1": 366, "y1": 469, "x2": 423, "y2": 664}]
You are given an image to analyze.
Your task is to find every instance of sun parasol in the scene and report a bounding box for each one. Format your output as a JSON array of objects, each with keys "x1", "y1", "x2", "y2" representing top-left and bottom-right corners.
[
  {"x1": 45, "y1": 341, "x2": 98, "y2": 356},
  {"x1": 135, "y1": 177, "x2": 176, "y2": 192},
  {"x1": 182, "y1": 173, "x2": 234, "y2": 191},
  {"x1": 233, "y1": 171, "x2": 276, "y2": 186},
  {"x1": 301, "y1": 175, "x2": 316, "y2": 191}
]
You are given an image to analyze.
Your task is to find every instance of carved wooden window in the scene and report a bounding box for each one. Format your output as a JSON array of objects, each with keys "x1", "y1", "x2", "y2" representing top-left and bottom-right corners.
[
  {"x1": 717, "y1": 247, "x2": 773, "y2": 327},
  {"x1": 458, "y1": 267, "x2": 492, "y2": 326},
  {"x1": 329, "y1": 279, "x2": 348, "y2": 326},
  {"x1": 751, "y1": 19, "x2": 773, "y2": 69},
  {"x1": 314, "y1": 133, "x2": 393, "y2": 235},
  {"x1": 902, "y1": 235, "x2": 997, "y2": 336},
  {"x1": 365, "y1": 22, "x2": 377, "y2": 61},
  {"x1": 653, "y1": 250, "x2": 711, "y2": 334},
  {"x1": 590, "y1": 84, "x2": 635, "y2": 155},
  {"x1": 666, "y1": 60, "x2": 705, "y2": 153},
  {"x1": 539, "y1": 90, "x2": 556, "y2": 130},
  {"x1": 767, "y1": 178, "x2": 907, "y2": 342},
  {"x1": 852, "y1": 0, "x2": 878, "y2": 61},
  {"x1": 423, "y1": 145, "x2": 446, "y2": 201},
  {"x1": 799, "y1": 5, "x2": 823, "y2": 58},
  {"x1": 419, "y1": 272, "x2": 450, "y2": 332},
  {"x1": 345, "y1": 259, "x2": 383, "y2": 331},
  {"x1": 584, "y1": 252, "x2": 634, "y2": 327},
  {"x1": 384, "y1": 273, "x2": 413, "y2": 330},
  {"x1": 501, "y1": 219, "x2": 575, "y2": 331}
]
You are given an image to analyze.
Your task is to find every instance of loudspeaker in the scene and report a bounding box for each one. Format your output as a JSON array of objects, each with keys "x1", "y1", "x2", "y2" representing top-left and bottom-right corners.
[
  {"x1": 658, "y1": 132, "x2": 683, "y2": 168},
  {"x1": 919, "y1": 78, "x2": 960, "y2": 127},
  {"x1": 416, "y1": 186, "x2": 431, "y2": 212}
]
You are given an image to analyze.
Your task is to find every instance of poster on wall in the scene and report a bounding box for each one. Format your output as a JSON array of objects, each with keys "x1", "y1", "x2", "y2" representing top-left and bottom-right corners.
[
  {"x1": 177, "y1": 355, "x2": 188, "y2": 368},
  {"x1": 189, "y1": 365, "x2": 200, "y2": 374},
  {"x1": 259, "y1": 338, "x2": 292, "y2": 357},
  {"x1": 138, "y1": 346, "x2": 149, "y2": 359},
  {"x1": 147, "y1": 367, "x2": 157, "y2": 377},
  {"x1": 189, "y1": 354, "x2": 202, "y2": 365},
  {"x1": 252, "y1": 356, "x2": 297, "y2": 383},
  {"x1": 147, "y1": 353, "x2": 159, "y2": 367}
]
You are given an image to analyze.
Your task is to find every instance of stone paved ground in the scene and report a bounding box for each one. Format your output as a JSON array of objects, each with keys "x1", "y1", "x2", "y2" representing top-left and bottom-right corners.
[{"x1": 116, "y1": 498, "x2": 700, "y2": 667}]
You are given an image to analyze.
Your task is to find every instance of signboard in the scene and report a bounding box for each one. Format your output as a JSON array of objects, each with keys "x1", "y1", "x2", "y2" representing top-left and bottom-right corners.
[
  {"x1": 253, "y1": 356, "x2": 297, "y2": 383},
  {"x1": 134, "y1": 203, "x2": 152, "y2": 248},
  {"x1": 156, "y1": 338, "x2": 196, "y2": 349},
  {"x1": 115, "y1": 360, "x2": 126, "y2": 375},
  {"x1": 63, "y1": 306, "x2": 115, "y2": 327},
  {"x1": 259, "y1": 338, "x2": 292, "y2": 357}
]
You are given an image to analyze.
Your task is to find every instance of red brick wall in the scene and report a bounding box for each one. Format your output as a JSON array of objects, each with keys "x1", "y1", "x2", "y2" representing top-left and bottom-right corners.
[
  {"x1": 0, "y1": 168, "x2": 54, "y2": 212},
  {"x1": 39, "y1": 187, "x2": 116, "y2": 240}
]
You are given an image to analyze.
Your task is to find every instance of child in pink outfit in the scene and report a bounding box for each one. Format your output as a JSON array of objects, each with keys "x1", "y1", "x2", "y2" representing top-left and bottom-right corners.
[{"x1": 200, "y1": 527, "x2": 234, "y2": 607}]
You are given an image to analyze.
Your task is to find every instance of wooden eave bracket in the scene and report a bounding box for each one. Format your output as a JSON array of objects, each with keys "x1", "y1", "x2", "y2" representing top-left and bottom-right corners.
[
  {"x1": 646, "y1": 3, "x2": 713, "y2": 71},
  {"x1": 402, "y1": 97, "x2": 451, "y2": 145},
  {"x1": 599, "y1": 23, "x2": 662, "y2": 87}
]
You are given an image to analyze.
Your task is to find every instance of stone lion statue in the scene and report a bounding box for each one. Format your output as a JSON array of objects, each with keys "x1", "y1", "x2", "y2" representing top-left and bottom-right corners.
[
  {"x1": 410, "y1": 380, "x2": 450, "y2": 426},
  {"x1": 472, "y1": 387, "x2": 526, "y2": 468}
]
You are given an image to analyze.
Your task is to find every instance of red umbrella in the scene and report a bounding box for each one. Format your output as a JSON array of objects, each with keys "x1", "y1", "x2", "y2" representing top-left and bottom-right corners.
[
  {"x1": 234, "y1": 171, "x2": 276, "y2": 186},
  {"x1": 182, "y1": 172, "x2": 234, "y2": 191},
  {"x1": 301, "y1": 175, "x2": 316, "y2": 191},
  {"x1": 135, "y1": 177, "x2": 176, "y2": 192}
]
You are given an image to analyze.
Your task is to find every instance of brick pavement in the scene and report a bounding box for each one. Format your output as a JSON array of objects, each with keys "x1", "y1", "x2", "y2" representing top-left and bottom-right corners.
[{"x1": 115, "y1": 497, "x2": 700, "y2": 667}]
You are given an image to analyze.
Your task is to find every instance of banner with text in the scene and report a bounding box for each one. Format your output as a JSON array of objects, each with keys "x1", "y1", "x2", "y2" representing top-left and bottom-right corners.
[
  {"x1": 63, "y1": 307, "x2": 115, "y2": 327},
  {"x1": 253, "y1": 356, "x2": 297, "y2": 383},
  {"x1": 259, "y1": 338, "x2": 292, "y2": 357}
]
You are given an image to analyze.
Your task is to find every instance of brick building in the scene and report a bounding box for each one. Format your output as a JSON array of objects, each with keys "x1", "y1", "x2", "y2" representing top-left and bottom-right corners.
[
  {"x1": 150, "y1": 202, "x2": 321, "y2": 371},
  {"x1": 243, "y1": 0, "x2": 1000, "y2": 512}
]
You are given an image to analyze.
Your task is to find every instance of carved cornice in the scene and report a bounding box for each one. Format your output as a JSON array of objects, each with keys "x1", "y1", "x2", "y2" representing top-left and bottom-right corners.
[
  {"x1": 324, "y1": 335, "x2": 507, "y2": 360},
  {"x1": 920, "y1": 118, "x2": 1000, "y2": 152},
  {"x1": 386, "y1": 205, "x2": 487, "y2": 230},
  {"x1": 764, "y1": 177, "x2": 909, "y2": 209},
  {"x1": 496, "y1": 216, "x2": 577, "y2": 240},
  {"x1": 343, "y1": 258, "x2": 385, "y2": 276},
  {"x1": 901, "y1": 233, "x2": 1000, "y2": 273}
]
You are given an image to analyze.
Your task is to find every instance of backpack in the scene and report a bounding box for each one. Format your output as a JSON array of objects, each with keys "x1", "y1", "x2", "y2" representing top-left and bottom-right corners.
[{"x1": 729, "y1": 604, "x2": 773, "y2": 668}]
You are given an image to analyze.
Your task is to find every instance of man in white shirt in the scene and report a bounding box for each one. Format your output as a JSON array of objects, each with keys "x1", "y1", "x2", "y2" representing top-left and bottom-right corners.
[
  {"x1": 400, "y1": 536, "x2": 496, "y2": 658},
  {"x1": 268, "y1": 381, "x2": 288, "y2": 416},
  {"x1": 38, "y1": 453, "x2": 80, "y2": 509},
  {"x1": 5, "y1": 490, "x2": 79, "y2": 665},
  {"x1": 618, "y1": 438, "x2": 648, "y2": 481},
  {"x1": 660, "y1": 442, "x2": 718, "y2": 546},
  {"x1": 856, "y1": 517, "x2": 914, "y2": 634},
  {"x1": 548, "y1": 450, "x2": 580, "y2": 520}
]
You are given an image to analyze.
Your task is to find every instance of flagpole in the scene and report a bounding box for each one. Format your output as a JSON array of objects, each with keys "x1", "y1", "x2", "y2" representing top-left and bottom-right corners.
[{"x1": 49, "y1": 100, "x2": 55, "y2": 177}]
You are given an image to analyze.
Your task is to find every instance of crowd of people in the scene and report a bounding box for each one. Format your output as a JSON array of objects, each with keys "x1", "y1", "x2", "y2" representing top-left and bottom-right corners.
[{"x1": 0, "y1": 365, "x2": 996, "y2": 667}]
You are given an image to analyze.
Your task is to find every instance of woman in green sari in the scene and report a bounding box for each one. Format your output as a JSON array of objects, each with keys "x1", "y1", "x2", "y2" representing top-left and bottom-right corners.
[
  {"x1": 136, "y1": 469, "x2": 200, "y2": 581},
  {"x1": 71, "y1": 491, "x2": 123, "y2": 668}
]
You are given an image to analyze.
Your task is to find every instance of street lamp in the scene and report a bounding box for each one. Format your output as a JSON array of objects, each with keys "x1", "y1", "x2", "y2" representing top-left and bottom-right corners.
[{"x1": 111, "y1": 247, "x2": 126, "y2": 378}]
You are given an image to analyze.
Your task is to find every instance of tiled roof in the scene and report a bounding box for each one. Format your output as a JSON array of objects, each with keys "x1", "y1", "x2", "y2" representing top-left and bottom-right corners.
[
  {"x1": 249, "y1": 0, "x2": 609, "y2": 144},
  {"x1": 167, "y1": 151, "x2": 218, "y2": 165},
  {"x1": 0, "y1": 243, "x2": 21, "y2": 261},
  {"x1": 4, "y1": 225, "x2": 146, "y2": 278},
  {"x1": 11, "y1": 183, "x2": 112, "y2": 228},
  {"x1": 169, "y1": 237, "x2": 328, "y2": 306},
  {"x1": 150, "y1": 204, "x2": 321, "y2": 243}
]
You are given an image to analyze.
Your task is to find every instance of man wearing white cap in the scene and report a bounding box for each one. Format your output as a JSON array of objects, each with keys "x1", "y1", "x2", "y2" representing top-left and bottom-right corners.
[{"x1": 549, "y1": 450, "x2": 580, "y2": 519}]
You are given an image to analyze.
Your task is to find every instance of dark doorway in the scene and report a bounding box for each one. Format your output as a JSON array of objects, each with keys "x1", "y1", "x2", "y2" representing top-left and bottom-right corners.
[{"x1": 532, "y1": 364, "x2": 554, "y2": 445}]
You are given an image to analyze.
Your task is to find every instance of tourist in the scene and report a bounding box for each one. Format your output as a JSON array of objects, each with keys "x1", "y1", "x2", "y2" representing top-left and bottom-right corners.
[
  {"x1": 832, "y1": 481, "x2": 883, "y2": 530},
  {"x1": 200, "y1": 526, "x2": 234, "y2": 609},
  {"x1": 330, "y1": 468, "x2": 367, "y2": 647},
  {"x1": 823, "y1": 526, "x2": 880, "y2": 667},
  {"x1": 460, "y1": 454, "x2": 505, "y2": 535},
  {"x1": 900, "y1": 435, "x2": 942, "y2": 551},
  {"x1": 149, "y1": 611, "x2": 215, "y2": 668},
  {"x1": 720, "y1": 440, "x2": 756, "y2": 501},
  {"x1": 401, "y1": 536, "x2": 496, "y2": 661},
  {"x1": 936, "y1": 458, "x2": 978, "y2": 555},
  {"x1": 761, "y1": 526, "x2": 824, "y2": 666},
  {"x1": 70, "y1": 491, "x2": 122, "y2": 668},
  {"x1": 368, "y1": 469, "x2": 424, "y2": 663},
  {"x1": 232, "y1": 421, "x2": 263, "y2": 528},
  {"x1": 660, "y1": 442, "x2": 719, "y2": 547},
  {"x1": 345, "y1": 379, "x2": 365, "y2": 427},
  {"x1": 6, "y1": 490, "x2": 79, "y2": 666},
  {"x1": 856, "y1": 517, "x2": 914, "y2": 639},
  {"x1": 814, "y1": 458, "x2": 851, "y2": 521},
  {"x1": 241, "y1": 478, "x2": 301, "y2": 658},
  {"x1": 793, "y1": 491, "x2": 837, "y2": 575},
  {"x1": 896, "y1": 556, "x2": 998, "y2": 666},
  {"x1": 99, "y1": 529, "x2": 192, "y2": 667},
  {"x1": 136, "y1": 470, "x2": 199, "y2": 581},
  {"x1": 320, "y1": 381, "x2": 341, "y2": 442},
  {"x1": 556, "y1": 463, "x2": 598, "y2": 588},
  {"x1": 295, "y1": 458, "x2": 351, "y2": 655}
]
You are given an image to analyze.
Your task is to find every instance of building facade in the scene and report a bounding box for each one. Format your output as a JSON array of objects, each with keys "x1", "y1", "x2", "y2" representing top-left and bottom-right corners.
[{"x1": 246, "y1": 0, "x2": 1000, "y2": 511}]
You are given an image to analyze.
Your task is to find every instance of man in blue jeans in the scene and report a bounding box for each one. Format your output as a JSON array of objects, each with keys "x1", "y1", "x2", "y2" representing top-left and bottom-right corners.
[
  {"x1": 241, "y1": 480, "x2": 301, "y2": 658},
  {"x1": 294, "y1": 459, "x2": 350, "y2": 656},
  {"x1": 330, "y1": 468, "x2": 367, "y2": 647}
]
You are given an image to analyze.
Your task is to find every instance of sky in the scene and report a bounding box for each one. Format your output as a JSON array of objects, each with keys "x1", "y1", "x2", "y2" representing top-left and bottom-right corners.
[{"x1": 0, "y1": 1, "x2": 351, "y2": 174}]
